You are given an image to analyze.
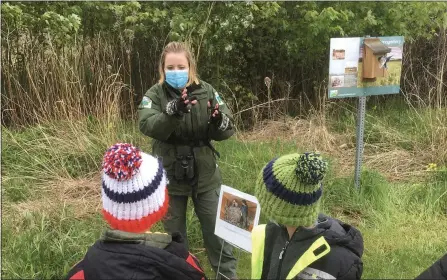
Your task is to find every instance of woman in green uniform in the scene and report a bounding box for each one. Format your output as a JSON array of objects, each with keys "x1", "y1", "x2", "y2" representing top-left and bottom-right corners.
[{"x1": 138, "y1": 41, "x2": 237, "y2": 279}]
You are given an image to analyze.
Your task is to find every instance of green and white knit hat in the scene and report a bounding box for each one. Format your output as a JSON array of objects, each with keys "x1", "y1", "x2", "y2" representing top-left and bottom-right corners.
[{"x1": 255, "y1": 152, "x2": 328, "y2": 227}]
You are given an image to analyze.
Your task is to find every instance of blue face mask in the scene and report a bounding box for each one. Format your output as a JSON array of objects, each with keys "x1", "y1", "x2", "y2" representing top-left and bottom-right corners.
[{"x1": 165, "y1": 70, "x2": 189, "y2": 89}]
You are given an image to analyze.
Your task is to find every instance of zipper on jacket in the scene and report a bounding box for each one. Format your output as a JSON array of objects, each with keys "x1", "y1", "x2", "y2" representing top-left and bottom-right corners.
[
  {"x1": 188, "y1": 90, "x2": 195, "y2": 139},
  {"x1": 277, "y1": 227, "x2": 301, "y2": 280},
  {"x1": 190, "y1": 105, "x2": 195, "y2": 139},
  {"x1": 277, "y1": 240, "x2": 289, "y2": 280}
]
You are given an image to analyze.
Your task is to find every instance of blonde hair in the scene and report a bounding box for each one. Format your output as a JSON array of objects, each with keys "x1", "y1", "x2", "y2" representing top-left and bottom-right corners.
[{"x1": 158, "y1": 41, "x2": 199, "y2": 86}]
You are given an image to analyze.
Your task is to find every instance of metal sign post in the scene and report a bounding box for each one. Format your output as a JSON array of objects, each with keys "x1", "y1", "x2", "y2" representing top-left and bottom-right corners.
[
  {"x1": 216, "y1": 240, "x2": 245, "y2": 280},
  {"x1": 354, "y1": 96, "x2": 366, "y2": 189}
]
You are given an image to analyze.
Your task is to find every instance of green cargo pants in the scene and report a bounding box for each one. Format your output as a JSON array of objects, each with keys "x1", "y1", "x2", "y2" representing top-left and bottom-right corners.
[{"x1": 163, "y1": 187, "x2": 237, "y2": 279}]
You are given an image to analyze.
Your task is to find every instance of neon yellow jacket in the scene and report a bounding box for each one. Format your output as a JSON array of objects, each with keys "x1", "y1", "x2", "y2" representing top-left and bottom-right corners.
[{"x1": 251, "y1": 216, "x2": 364, "y2": 280}]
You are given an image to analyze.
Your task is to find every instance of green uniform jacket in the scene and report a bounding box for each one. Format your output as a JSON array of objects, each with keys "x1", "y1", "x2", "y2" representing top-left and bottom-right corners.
[{"x1": 138, "y1": 80, "x2": 234, "y2": 196}]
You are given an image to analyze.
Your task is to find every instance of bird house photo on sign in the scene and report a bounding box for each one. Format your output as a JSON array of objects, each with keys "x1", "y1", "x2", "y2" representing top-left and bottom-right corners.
[
  {"x1": 357, "y1": 36, "x2": 404, "y2": 89},
  {"x1": 362, "y1": 38, "x2": 392, "y2": 81}
]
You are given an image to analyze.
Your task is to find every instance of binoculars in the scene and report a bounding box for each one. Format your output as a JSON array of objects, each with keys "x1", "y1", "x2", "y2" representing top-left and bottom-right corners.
[{"x1": 175, "y1": 154, "x2": 195, "y2": 181}]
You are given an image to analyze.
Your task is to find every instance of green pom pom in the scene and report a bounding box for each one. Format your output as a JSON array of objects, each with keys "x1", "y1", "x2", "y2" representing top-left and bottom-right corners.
[{"x1": 295, "y1": 152, "x2": 328, "y2": 185}]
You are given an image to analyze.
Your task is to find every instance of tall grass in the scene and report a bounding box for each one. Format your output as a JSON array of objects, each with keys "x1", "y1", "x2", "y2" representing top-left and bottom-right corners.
[
  {"x1": 327, "y1": 98, "x2": 447, "y2": 167},
  {"x1": 2, "y1": 35, "x2": 135, "y2": 127},
  {"x1": 2, "y1": 117, "x2": 150, "y2": 203}
]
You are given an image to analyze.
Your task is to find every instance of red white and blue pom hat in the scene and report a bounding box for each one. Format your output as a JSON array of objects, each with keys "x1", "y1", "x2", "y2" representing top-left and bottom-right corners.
[{"x1": 101, "y1": 143, "x2": 169, "y2": 233}]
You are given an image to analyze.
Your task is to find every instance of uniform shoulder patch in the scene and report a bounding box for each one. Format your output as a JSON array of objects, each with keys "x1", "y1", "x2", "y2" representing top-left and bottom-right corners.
[
  {"x1": 140, "y1": 96, "x2": 152, "y2": 109},
  {"x1": 214, "y1": 92, "x2": 225, "y2": 106}
]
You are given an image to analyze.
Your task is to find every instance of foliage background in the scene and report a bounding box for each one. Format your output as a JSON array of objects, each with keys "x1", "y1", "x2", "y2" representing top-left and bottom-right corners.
[{"x1": 2, "y1": 1, "x2": 447, "y2": 127}]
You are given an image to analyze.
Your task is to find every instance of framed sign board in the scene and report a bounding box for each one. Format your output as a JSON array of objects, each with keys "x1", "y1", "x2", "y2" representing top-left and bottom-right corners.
[
  {"x1": 328, "y1": 36, "x2": 405, "y2": 99},
  {"x1": 214, "y1": 185, "x2": 261, "y2": 253}
]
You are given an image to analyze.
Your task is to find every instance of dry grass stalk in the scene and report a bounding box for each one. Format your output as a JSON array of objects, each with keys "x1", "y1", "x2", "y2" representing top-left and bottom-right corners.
[{"x1": 2, "y1": 36, "x2": 133, "y2": 127}]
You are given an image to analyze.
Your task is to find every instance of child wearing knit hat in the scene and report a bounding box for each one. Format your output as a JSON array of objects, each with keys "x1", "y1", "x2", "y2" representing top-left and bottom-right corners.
[
  {"x1": 251, "y1": 152, "x2": 364, "y2": 280},
  {"x1": 65, "y1": 143, "x2": 206, "y2": 280}
]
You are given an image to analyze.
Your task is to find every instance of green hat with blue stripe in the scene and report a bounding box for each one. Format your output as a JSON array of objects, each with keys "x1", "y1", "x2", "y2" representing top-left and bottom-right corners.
[{"x1": 255, "y1": 152, "x2": 328, "y2": 227}]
